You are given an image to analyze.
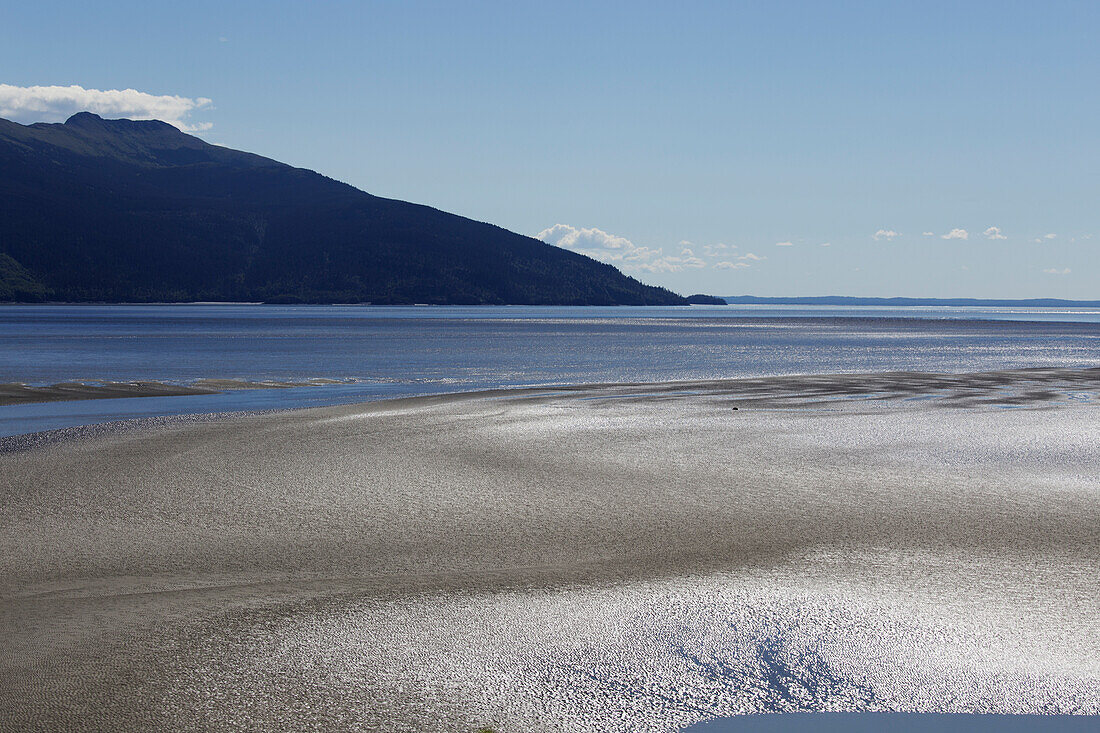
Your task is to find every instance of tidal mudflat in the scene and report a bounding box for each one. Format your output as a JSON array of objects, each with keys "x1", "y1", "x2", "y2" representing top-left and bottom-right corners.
[
  {"x1": 0, "y1": 377, "x2": 357, "y2": 407},
  {"x1": 2, "y1": 368, "x2": 1098, "y2": 731}
]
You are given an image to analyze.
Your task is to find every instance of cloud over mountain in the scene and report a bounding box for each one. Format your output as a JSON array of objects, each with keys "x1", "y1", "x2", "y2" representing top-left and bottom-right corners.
[
  {"x1": 0, "y1": 84, "x2": 212, "y2": 132},
  {"x1": 537, "y1": 224, "x2": 710, "y2": 273}
]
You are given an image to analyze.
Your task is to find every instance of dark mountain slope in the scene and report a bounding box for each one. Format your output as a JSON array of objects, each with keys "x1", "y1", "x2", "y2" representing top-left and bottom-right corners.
[{"x1": 0, "y1": 113, "x2": 685, "y2": 304}]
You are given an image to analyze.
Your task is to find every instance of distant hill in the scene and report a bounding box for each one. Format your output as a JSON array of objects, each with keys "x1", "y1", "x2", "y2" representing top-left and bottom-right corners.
[
  {"x1": 0, "y1": 113, "x2": 688, "y2": 305},
  {"x1": 723, "y1": 296, "x2": 1100, "y2": 307},
  {"x1": 685, "y1": 294, "x2": 728, "y2": 305}
]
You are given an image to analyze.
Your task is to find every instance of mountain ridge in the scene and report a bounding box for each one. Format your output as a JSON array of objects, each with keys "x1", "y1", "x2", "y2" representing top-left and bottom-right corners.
[{"x1": 0, "y1": 113, "x2": 688, "y2": 305}]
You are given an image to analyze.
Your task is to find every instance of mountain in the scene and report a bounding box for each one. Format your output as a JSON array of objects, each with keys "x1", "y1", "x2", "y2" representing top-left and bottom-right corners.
[{"x1": 0, "y1": 113, "x2": 687, "y2": 305}]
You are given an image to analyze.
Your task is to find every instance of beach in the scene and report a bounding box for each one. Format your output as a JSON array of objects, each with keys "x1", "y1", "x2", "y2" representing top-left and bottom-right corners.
[{"x1": 2, "y1": 368, "x2": 1098, "y2": 731}]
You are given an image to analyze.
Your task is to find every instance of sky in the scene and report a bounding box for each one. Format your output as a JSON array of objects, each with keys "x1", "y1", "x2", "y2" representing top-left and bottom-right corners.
[{"x1": 1, "y1": 0, "x2": 1097, "y2": 298}]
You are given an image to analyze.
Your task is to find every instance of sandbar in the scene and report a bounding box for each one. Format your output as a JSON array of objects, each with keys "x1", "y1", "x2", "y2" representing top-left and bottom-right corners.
[{"x1": 1, "y1": 368, "x2": 1098, "y2": 731}]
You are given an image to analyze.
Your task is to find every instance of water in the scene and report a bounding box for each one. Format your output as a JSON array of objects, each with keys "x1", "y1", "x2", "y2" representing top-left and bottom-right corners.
[{"x1": 2, "y1": 304, "x2": 1099, "y2": 436}]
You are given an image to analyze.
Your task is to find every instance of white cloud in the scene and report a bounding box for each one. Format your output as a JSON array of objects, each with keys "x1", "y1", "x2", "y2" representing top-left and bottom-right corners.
[
  {"x1": 941, "y1": 228, "x2": 969, "y2": 240},
  {"x1": 713, "y1": 251, "x2": 767, "y2": 270},
  {"x1": 537, "y1": 224, "x2": 700, "y2": 273},
  {"x1": 774, "y1": 241, "x2": 793, "y2": 247},
  {"x1": 538, "y1": 225, "x2": 770, "y2": 274},
  {"x1": 681, "y1": 240, "x2": 740, "y2": 258},
  {"x1": 1042, "y1": 267, "x2": 1071, "y2": 275},
  {"x1": 873, "y1": 229, "x2": 900, "y2": 241},
  {"x1": 672, "y1": 247, "x2": 706, "y2": 269},
  {"x1": 922, "y1": 232, "x2": 935, "y2": 237},
  {"x1": 537, "y1": 224, "x2": 633, "y2": 252},
  {"x1": 820, "y1": 242, "x2": 831, "y2": 247},
  {"x1": 982, "y1": 226, "x2": 1007, "y2": 240},
  {"x1": 0, "y1": 83, "x2": 213, "y2": 132},
  {"x1": 1044, "y1": 233, "x2": 1057, "y2": 239},
  {"x1": 701, "y1": 242, "x2": 735, "y2": 256}
]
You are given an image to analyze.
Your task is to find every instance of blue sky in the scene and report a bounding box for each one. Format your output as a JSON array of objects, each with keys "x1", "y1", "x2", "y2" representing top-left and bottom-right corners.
[{"x1": 2, "y1": 1, "x2": 1097, "y2": 298}]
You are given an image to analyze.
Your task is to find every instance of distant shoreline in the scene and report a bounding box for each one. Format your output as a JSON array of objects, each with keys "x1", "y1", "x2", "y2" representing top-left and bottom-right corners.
[
  {"x1": 2, "y1": 297, "x2": 1099, "y2": 307},
  {"x1": 722, "y1": 296, "x2": 1100, "y2": 307}
]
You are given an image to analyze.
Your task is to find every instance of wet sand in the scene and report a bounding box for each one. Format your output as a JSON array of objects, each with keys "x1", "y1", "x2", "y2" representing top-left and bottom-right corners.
[
  {"x1": 0, "y1": 380, "x2": 219, "y2": 405},
  {"x1": 0, "y1": 377, "x2": 352, "y2": 406},
  {"x1": 1, "y1": 368, "x2": 1098, "y2": 731}
]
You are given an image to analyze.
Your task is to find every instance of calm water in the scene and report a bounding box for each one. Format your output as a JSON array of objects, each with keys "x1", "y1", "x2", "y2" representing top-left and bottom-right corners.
[{"x1": 3, "y1": 304, "x2": 1099, "y2": 436}]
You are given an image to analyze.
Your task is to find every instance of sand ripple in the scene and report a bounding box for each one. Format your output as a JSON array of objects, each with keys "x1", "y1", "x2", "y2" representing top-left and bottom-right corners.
[{"x1": 1, "y1": 369, "x2": 1098, "y2": 731}]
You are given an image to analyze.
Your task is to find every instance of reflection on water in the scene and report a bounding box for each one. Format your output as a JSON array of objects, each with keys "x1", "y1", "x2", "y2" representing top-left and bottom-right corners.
[{"x1": 1, "y1": 304, "x2": 1099, "y2": 436}]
